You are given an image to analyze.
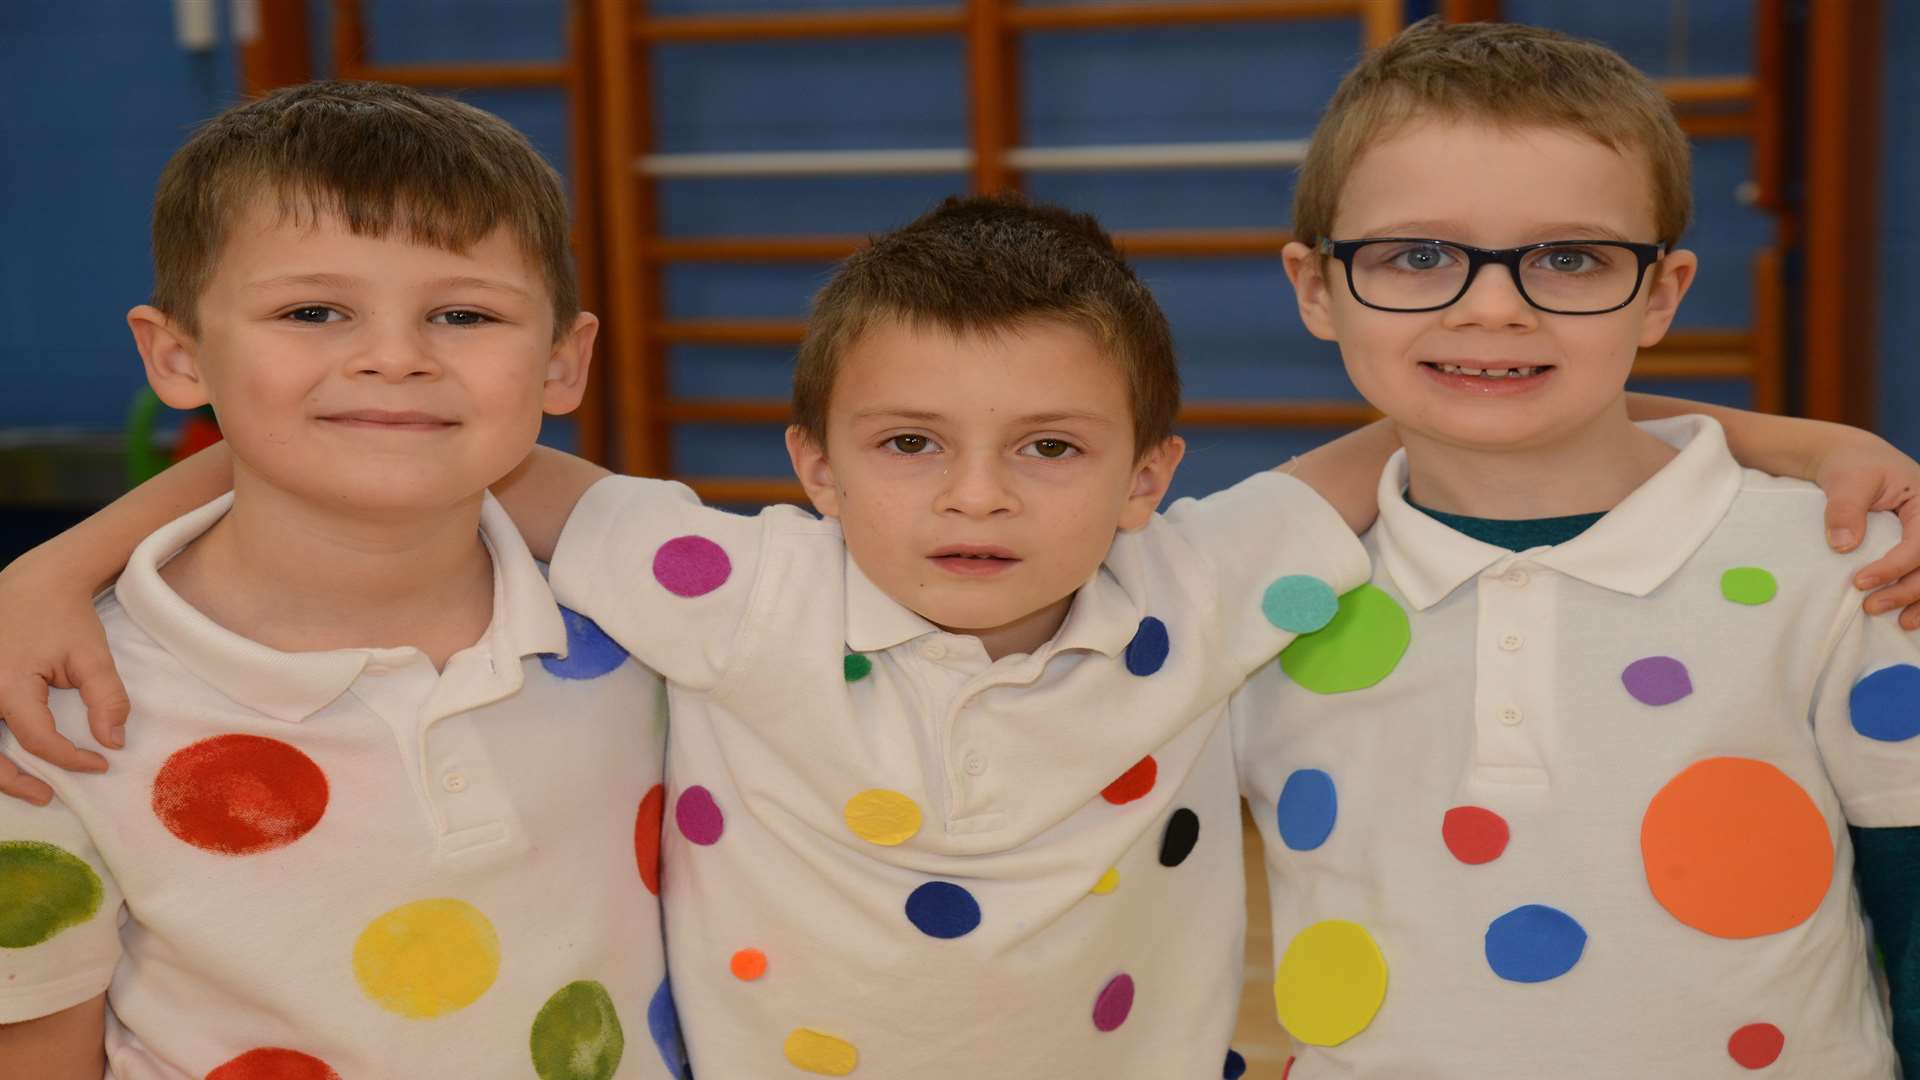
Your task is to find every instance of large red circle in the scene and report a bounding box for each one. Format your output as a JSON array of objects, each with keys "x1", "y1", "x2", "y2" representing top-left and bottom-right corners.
[
  {"x1": 151, "y1": 734, "x2": 329, "y2": 856},
  {"x1": 206, "y1": 1047, "x2": 340, "y2": 1080}
]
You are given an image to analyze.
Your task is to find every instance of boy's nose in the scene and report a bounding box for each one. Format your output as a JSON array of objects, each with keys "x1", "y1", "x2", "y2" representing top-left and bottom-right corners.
[
  {"x1": 1443, "y1": 263, "x2": 1537, "y2": 330},
  {"x1": 936, "y1": 454, "x2": 1019, "y2": 517},
  {"x1": 352, "y1": 325, "x2": 441, "y2": 380}
]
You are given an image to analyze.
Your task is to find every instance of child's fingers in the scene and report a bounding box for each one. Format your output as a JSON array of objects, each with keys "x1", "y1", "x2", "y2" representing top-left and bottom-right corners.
[
  {"x1": 1822, "y1": 479, "x2": 1874, "y2": 552},
  {"x1": 0, "y1": 684, "x2": 108, "y2": 774},
  {"x1": 68, "y1": 650, "x2": 130, "y2": 750},
  {"x1": 0, "y1": 752, "x2": 55, "y2": 806},
  {"x1": 1861, "y1": 566, "x2": 1920, "y2": 624}
]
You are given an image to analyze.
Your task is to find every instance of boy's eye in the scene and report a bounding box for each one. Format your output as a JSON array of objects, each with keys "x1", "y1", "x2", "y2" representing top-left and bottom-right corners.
[
  {"x1": 885, "y1": 434, "x2": 934, "y2": 454},
  {"x1": 431, "y1": 309, "x2": 493, "y2": 327},
  {"x1": 1021, "y1": 438, "x2": 1080, "y2": 459},
  {"x1": 284, "y1": 306, "x2": 342, "y2": 324},
  {"x1": 1534, "y1": 246, "x2": 1606, "y2": 274},
  {"x1": 1380, "y1": 243, "x2": 1457, "y2": 273}
]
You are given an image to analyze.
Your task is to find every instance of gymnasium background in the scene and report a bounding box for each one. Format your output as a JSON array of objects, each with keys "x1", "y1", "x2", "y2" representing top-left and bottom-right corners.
[{"x1": 0, "y1": 1, "x2": 1911, "y2": 1071}]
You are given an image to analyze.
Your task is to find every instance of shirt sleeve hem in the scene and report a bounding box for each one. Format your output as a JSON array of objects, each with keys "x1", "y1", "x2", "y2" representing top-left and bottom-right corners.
[{"x1": 0, "y1": 966, "x2": 114, "y2": 1024}]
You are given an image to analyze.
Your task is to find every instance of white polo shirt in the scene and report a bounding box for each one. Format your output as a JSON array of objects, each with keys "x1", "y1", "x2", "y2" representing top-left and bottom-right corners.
[
  {"x1": 548, "y1": 470, "x2": 1368, "y2": 1078},
  {"x1": 1234, "y1": 416, "x2": 1916, "y2": 1078},
  {"x1": 0, "y1": 494, "x2": 680, "y2": 1080}
]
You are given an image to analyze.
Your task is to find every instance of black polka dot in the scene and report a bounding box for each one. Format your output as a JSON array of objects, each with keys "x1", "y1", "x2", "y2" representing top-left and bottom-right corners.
[{"x1": 1159, "y1": 808, "x2": 1200, "y2": 867}]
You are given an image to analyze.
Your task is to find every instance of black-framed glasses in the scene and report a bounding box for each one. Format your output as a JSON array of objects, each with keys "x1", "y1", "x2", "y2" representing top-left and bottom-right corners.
[{"x1": 1318, "y1": 237, "x2": 1666, "y2": 315}]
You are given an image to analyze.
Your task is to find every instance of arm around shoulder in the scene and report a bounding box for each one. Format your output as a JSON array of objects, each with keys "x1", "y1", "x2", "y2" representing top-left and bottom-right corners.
[{"x1": 0, "y1": 992, "x2": 106, "y2": 1080}]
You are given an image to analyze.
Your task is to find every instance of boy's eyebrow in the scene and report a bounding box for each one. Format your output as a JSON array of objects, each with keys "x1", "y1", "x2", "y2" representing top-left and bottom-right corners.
[
  {"x1": 852, "y1": 407, "x2": 1116, "y2": 427},
  {"x1": 1358, "y1": 221, "x2": 1637, "y2": 243},
  {"x1": 242, "y1": 273, "x2": 532, "y2": 297}
]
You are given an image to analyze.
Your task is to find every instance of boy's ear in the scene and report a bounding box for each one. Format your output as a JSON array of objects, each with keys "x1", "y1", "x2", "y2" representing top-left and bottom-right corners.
[
  {"x1": 542, "y1": 311, "x2": 599, "y2": 415},
  {"x1": 785, "y1": 424, "x2": 841, "y2": 518},
  {"x1": 1282, "y1": 241, "x2": 1340, "y2": 343},
  {"x1": 127, "y1": 305, "x2": 210, "y2": 409},
  {"x1": 1119, "y1": 435, "x2": 1186, "y2": 530},
  {"x1": 1636, "y1": 249, "x2": 1698, "y2": 349}
]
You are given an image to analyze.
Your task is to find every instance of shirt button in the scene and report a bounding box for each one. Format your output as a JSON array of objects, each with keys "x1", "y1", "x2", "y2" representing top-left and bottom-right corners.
[
  {"x1": 442, "y1": 772, "x2": 468, "y2": 793},
  {"x1": 920, "y1": 639, "x2": 947, "y2": 661},
  {"x1": 962, "y1": 751, "x2": 987, "y2": 776},
  {"x1": 1499, "y1": 706, "x2": 1523, "y2": 726},
  {"x1": 1504, "y1": 569, "x2": 1529, "y2": 587},
  {"x1": 1499, "y1": 632, "x2": 1524, "y2": 652}
]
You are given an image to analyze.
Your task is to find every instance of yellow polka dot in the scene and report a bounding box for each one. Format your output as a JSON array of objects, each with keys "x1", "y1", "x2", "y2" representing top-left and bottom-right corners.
[
  {"x1": 352, "y1": 898, "x2": 500, "y2": 1019},
  {"x1": 843, "y1": 789, "x2": 921, "y2": 846},
  {"x1": 1273, "y1": 919, "x2": 1387, "y2": 1046},
  {"x1": 784, "y1": 1028, "x2": 858, "y2": 1075},
  {"x1": 1090, "y1": 867, "x2": 1120, "y2": 895}
]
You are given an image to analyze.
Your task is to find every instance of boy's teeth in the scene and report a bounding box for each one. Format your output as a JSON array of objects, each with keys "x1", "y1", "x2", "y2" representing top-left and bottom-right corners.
[{"x1": 1436, "y1": 363, "x2": 1540, "y2": 378}]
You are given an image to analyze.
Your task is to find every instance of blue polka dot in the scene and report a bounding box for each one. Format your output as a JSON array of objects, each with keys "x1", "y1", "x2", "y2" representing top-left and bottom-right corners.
[
  {"x1": 646, "y1": 977, "x2": 692, "y2": 1079},
  {"x1": 1851, "y1": 664, "x2": 1920, "y2": 742},
  {"x1": 1276, "y1": 769, "x2": 1339, "y2": 851},
  {"x1": 540, "y1": 607, "x2": 629, "y2": 680},
  {"x1": 1223, "y1": 1049, "x2": 1247, "y2": 1078},
  {"x1": 1484, "y1": 904, "x2": 1587, "y2": 983},
  {"x1": 1263, "y1": 575, "x2": 1339, "y2": 633},
  {"x1": 1125, "y1": 617, "x2": 1170, "y2": 676},
  {"x1": 905, "y1": 881, "x2": 981, "y2": 939}
]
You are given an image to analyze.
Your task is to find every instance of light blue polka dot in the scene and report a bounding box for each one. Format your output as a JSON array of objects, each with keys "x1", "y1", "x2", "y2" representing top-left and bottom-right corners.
[
  {"x1": 1851, "y1": 664, "x2": 1920, "y2": 742},
  {"x1": 1276, "y1": 769, "x2": 1338, "y2": 851},
  {"x1": 541, "y1": 608, "x2": 629, "y2": 680},
  {"x1": 1263, "y1": 575, "x2": 1339, "y2": 634},
  {"x1": 1485, "y1": 904, "x2": 1586, "y2": 983}
]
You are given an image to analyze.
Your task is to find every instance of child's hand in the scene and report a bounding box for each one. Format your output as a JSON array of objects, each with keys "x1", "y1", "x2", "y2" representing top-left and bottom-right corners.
[
  {"x1": 1813, "y1": 436, "x2": 1920, "y2": 629},
  {"x1": 0, "y1": 564, "x2": 123, "y2": 806}
]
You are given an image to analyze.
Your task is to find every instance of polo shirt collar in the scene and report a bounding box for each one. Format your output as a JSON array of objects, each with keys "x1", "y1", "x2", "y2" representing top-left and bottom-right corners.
[
  {"x1": 115, "y1": 492, "x2": 567, "y2": 723},
  {"x1": 1375, "y1": 415, "x2": 1743, "y2": 611}
]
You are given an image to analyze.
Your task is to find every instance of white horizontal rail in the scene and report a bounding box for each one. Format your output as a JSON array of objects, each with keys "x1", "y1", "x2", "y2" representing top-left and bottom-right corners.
[{"x1": 638, "y1": 140, "x2": 1308, "y2": 178}]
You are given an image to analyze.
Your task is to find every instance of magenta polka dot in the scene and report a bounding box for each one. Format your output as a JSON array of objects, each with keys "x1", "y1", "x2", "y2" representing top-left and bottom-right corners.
[
  {"x1": 1092, "y1": 973, "x2": 1135, "y2": 1032},
  {"x1": 674, "y1": 786, "x2": 724, "y2": 845},
  {"x1": 653, "y1": 535, "x2": 731, "y2": 598},
  {"x1": 1622, "y1": 656, "x2": 1692, "y2": 706}
]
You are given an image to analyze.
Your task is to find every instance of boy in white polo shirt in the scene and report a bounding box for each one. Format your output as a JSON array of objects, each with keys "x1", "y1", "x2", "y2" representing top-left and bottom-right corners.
[
  {"x1": 0, "y1": 83, "x2": 677, "y2": 1078},
  {"x1": 1235, "y1": 18, "x2": 1920, "y2": 1077}
]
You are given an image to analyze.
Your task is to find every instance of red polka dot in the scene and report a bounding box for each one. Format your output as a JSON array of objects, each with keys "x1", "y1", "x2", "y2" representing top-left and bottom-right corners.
[
  {"x1": 635, "y1": 784, "x2": 665, "y2": 895},
  {"x1": 1101, "y1": 756, "x2": 1158, "y2": 805},
  {"x1": 1728, "y1": 1022, "x2": 1784, "y2": 1069},
  {"x1": 1281, "y1": 1056, "x2": 1295, "y2": 1079},
  {"x1": 1442, "y1": 806, "x2": 1510, "y2": 865},
  {"x1": 653, "y1": 535, "x2": 731, "y2": 597},
  {"x1": 206, "y1": 1047, "x2": 341, "y2": 1080},
  {"x1": 152, "y1": 735, "x2": 328, "y2": 856}
]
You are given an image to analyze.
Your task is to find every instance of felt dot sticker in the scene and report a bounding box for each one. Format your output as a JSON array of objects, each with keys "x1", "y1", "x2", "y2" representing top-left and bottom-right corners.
[
  {"x1": 674, "y1": 786, "x2": 724, "y2": 846},
  {"x1": 646, "y1": 978, "x2": 690, "y2": 1079},
  {"x1": 1279, "y1": 584, "x2": 1411, "y2": 694},
  {"x1": 1483, "y1": 904, "x2": 1586, "y2": 983},
  {"x1": 1125, "y1": 616, "x2": 1171, "y2": 676},
  {"x1": 906, "y1": 881, "x2": 981, "y2": 939},
  {"x1": 151, "y1": 733, "x2": 329, "y2": 856},
  {"x1": 206, "y1": 1048, "x2": 342, "y2": 1080},
  {"x1": 0, "y1": 840, "x2": 103, "y2": 949},
  {"x1": 1160, "y1": 807, "x2": 1201, "y2": 867},
  {"x1": 1223, "y1": 1049, "x2": 1248, "y2": 1079},
  {"x1": 843, "y1": 653, "x2": 873, "y2": 682},
  {"x1": 731, "y1": 948, "x2": 768, "y2": 981},
  {"x1": 1092, "y1": 973, "x2": 1135, "y2": 1032},
  {"x1": 1272, "y1": 919, "x2": 1388, "y2": 1046},
  {"x1": 1090, "y1": 867, "x2": 1120, "y2": 896},
  {"x1": 1641, "y1": 756, "x2": 1834, "y2": 938},
  {"x1": 352, "y1": 898, "x2": 500, "y2": 1018},
  {"x1": 1721, "y1": 567, "x2": 1779, "y2": 606},
  {"x1": 1442, "y1": 806, "x2": 1510, "y2": 865},
  {"x1": 652, "y1": 535, "x2": 731, "y2": 598},
  {"x1": 1276, "y1": 769, "x2": 1338, "y2": 851},
  {"x1": 1101, "y1": 755, "x2": 1158, "y2": 805},
  {"x1": 540, "y1": 607, "x2": 629, "y2": 680},
  {"x1": 1282, "y1": 1057, "x2": 1296, "y2": 1080},
  {"x1": 1728, "y1": 1022, "x2": 1785, "y2": 1069},
  {"x1": 635, "y1": 784, "x2": 665, "y2": 895},
  {"x1": 1622, "y1": 656, "x2": 1693, "y2": 707},
  {"x1": 530, "y1": 980, "x2": 625, "y2": 1080},
  {"x1": 784, "y1": 1028, "x2": 859, "y2": 1075},
  {"x1": 1851, "y1": 664, "x2": 1920, "y2": 742},
  {"x1": 844, "y1": 789, "x2": 921, "y2": 846},
  {"x1": 1263, "y1": 575, "x2": 1340, "y2": 633}
]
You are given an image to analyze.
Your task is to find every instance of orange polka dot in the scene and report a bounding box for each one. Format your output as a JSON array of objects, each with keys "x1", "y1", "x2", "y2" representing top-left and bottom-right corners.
[
  {"x1": 1641, "y1": 757, "x2": 1834, "y2": 939},
  {"x1": 634, "y1": 784, "x2": 665, "y2": 895},
  {"x1": 731, "y1": 948, "x2": 768, "y2": 981}
]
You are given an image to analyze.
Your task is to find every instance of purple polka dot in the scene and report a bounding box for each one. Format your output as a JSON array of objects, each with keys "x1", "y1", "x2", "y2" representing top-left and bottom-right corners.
[
  {"x1": 653, "y1": 536, "x2": 731, "y2": 598},
  {"x1": 1622, "y1": 656, "x2": 1692, "y2": 706},
  {"x1": 1092, "y1": 973, "x2": 1135, "y2": 1032},
  {"x1": 674, "y1": 786, "x2": 724, "y2": 845}
]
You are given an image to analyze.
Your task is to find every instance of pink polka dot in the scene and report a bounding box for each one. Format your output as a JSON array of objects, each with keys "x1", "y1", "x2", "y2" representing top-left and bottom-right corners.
[
  {"x1": 653, "y1": 536, "x2": 731, "y2": 598},
  {"x1": 675, "y1": 785, "x2": 724, "y2": 845},
  {"x1": 1728, "y1": 1022, "x2": 1784, "y2": 1069},
  {"x1": 1092, "y1": 973, "x2": 1135, "y2": 1032}
]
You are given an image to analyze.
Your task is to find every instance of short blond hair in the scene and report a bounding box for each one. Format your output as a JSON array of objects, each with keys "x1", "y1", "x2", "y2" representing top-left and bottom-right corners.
[
  {"x1": 151, "y1": 80, "x2": 578, "y2": 338},
  {"x1": 1294, "y1": 17, "x2": 1692, "y2": 247}
]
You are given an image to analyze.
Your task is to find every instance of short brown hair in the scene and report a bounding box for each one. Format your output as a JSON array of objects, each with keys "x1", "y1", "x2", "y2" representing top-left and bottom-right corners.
[
  {"x1": 1293, "y1": 17, "x2": 1692, "y2": 247},
  {"x1": 794, "y1": 194, "x2": 1180, "y2": 456},
  {"x1": 150, "y1": 80, "x2": 578, "y2": 337}
]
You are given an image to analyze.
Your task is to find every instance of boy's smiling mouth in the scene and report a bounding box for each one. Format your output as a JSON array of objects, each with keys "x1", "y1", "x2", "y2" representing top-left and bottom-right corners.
[
  {"x1": 319, "y1": 409, "x2": 459, "y2": 432},
  {"x1": 1419, "y1": 361, "x2": 1555, "y2": 391},
  {"x1": 928, "y1": 544, "x2": 1021, "y2": 576}
]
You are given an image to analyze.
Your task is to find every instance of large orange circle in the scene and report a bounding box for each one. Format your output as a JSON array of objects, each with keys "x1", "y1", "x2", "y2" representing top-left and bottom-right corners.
[{"x1": 1640, "y1": 757, "x2": 1833, "y2": 939}]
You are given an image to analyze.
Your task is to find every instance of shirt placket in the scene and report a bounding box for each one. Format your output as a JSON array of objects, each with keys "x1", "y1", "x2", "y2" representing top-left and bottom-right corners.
[{"x1": 1471, "y1": 558, "x2": 1557, "y2": 787}]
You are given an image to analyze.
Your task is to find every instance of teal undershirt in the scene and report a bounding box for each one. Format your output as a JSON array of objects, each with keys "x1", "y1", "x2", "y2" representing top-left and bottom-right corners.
[{"x1": 1410, "y1": 495, "x2": 1920, "y2": 1072}]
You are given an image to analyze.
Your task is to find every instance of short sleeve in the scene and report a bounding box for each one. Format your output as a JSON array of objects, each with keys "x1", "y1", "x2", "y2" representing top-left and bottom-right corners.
[
  {"x1": 547, "y1": 476, "x2": 772, "y2": 691},
  {"x1": 1153, "y1": 470, "x2": 1372, "y2": 678},
  {"x1": 0, "y1": 786, "x2": 123, "y2": 1023},
  {"x1": 1814, "y1": 532, "x2": 1920, "y2": 827}
]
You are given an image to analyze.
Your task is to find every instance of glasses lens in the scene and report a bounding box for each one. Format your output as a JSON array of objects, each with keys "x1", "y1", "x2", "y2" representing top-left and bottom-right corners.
[
  {"x1": 1347, "y1": 241, "x2": 1470, "y2": 311},
  {"x1": 1517, "y1": 244, "x2": 1642, "y2": 313}
]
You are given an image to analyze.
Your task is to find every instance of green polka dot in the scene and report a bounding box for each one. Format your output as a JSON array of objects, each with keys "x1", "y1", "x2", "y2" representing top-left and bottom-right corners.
[
  {"x1": 1721, "y1": 567, "x2": 1778, "y2": 606},
  {"x1": 1278, "y1": 584, "x2": 1411, "y2": 694},
  {"x1": 530, "y1": 980, "x2": 625, "y2": 1080},
  {"x1": 0, "y1": 841, "x2": 104, "y2": 948},
  {"x1": 844, "y1": 653, "x2": 873, "y2": 682}
]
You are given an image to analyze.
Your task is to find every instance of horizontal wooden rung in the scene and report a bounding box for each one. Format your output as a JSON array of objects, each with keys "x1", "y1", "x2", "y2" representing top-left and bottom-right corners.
[
  {"x1": 645, "y1": 228, "x2": 1297, "y2": 263},
  {"x1": 337, "y1": 61, "x2": 568, "y2": 88},
  {"x1": 1008, "y1": 0, "x2": 1371, "y2": 31},
  {"x1": 636, "y1": 7, "x2": 964, "y2": 42},
  {"x1": 654, "y1": 320, "x2": 807, "y2": 345},
  {"x1": 1659, "y1": 75, "x2": 1758, "y2": 107},
  {"x1": 687, "y1": 477, "x2": 811, "y2": 505}
]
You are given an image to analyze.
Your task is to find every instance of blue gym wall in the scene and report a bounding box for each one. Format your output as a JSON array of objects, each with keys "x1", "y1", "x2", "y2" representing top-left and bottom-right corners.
[{"x1": 1, "y1": 1, "x2": 1910, "y2": 504}]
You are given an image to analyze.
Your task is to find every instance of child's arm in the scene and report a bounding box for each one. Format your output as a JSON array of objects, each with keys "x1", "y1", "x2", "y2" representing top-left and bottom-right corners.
[
  {"x1": 1279, "y1": 418, "x2": 1399, "y2": 537},
  {"x1": 1850, "y1": 825, "x2": 1920, "y2": 1076},
  {"x1": 488, "y1": 445, "x2": 612, "y2": 562},
  {"x1": 0, "y1": 994, "x2": 107, "y2": 1080}
]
